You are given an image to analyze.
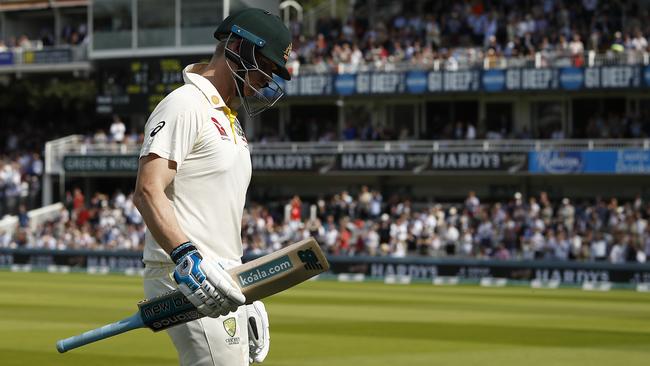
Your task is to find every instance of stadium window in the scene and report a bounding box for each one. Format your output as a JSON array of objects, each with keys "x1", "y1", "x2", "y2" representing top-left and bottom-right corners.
[
  {"x1": 572, "y1": 98, "x2": 625, "y2": 139},
  {"x1": 388, "y1": 104, "x2": 416, "y2": 140},
  {"x1": 93, "y1": 0, "x2": 133, "y2": 50},
  {"x1": 290, "y1": 105, "x2": 337, "y2": 142},
  {"x1": 531, "y1": 102, "x2": 562, "y2": 139},
  {"x1": 343, "y1": 104, "x2": 374, "y2": 141},
  {"x1": 485, "y1": 102, "x2": 513, "y2": 139},
  {"x1": 424, "y1": 102, "x2": 451, "y2": 139},
  {"x1": 137, "y1": 0, "x2": 175, "y2": 47},
  {"x1": 181, "y1": 0, "x2": 223, "y2": 46}
]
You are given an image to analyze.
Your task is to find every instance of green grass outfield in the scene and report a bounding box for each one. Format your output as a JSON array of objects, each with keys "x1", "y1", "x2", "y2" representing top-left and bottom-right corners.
[{"x1": 1, "y1": 272, "x2": 649, "y2": 366}]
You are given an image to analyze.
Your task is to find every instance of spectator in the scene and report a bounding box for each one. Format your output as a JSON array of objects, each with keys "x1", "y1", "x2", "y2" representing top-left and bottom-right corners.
[
  {"x1": 110, "y1": 115, "x2": 126, "y2": 143},
  {"x1": 631, "y1": 30, "x2": 648, "y2": 51},
  {"x1": 17, "y1": 204, "x2": 29, "y2": 228},
  {"x1": 466, "y1": 123, "x2": 477, "y2": 140},
  {"x1": 569, "y1": 34, "x2": 585, "y2": 66}
]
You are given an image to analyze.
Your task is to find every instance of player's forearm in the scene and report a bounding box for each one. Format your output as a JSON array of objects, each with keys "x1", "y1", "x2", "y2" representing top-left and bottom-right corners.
[{"x1": 134, "y1": 187, "x2": 188, "y2": 255}]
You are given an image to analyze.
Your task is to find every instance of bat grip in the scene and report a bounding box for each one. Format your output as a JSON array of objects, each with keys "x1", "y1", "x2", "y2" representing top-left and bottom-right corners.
[{"x1": 56, "y1": 313, "x2": 144, "y2": 353}]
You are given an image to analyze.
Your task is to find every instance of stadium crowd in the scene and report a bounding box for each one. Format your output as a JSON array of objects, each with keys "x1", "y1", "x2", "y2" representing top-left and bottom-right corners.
[
  {"x1": 0, "y1": 152, "x2": 43, "y2": 217},
  {"x1": 3, "y1": 186, "x2": 649, "y2": 264},
  {"x1": 287, "y1": 0, "x2": 650, "y2": 73},
  {"x1": 242, "y1": 189, "x2": 650, "y2": 263},
  {"x1": 0, "y1": 189, "x2": 145, "y2": 251},
  {"x1": 1, "y1": 1, "x2": 649, "y2": 72}
]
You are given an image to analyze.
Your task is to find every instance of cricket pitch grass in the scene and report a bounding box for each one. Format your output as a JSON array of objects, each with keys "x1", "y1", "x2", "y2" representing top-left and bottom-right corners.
[{"x1": 1, "y1": 271, "x2": 649, "y2": 365}]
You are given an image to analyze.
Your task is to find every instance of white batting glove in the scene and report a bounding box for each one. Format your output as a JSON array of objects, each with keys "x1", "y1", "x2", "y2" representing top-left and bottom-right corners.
[
  {"x1": 247, "y1": 300, "x2": 270, "y2": 364},
  {"x1": 171, "y1": 242, "x2": 246, "y2": 318}
]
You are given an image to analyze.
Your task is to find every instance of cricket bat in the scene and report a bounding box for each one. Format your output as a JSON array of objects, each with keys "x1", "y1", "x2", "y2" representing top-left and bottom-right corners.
[{"x1": 56, "y1": 237, "x2": 328, "y2": 353}]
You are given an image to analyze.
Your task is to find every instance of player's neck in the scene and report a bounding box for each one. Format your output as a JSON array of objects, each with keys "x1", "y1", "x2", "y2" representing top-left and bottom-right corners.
[{"x1": 198, "y1": 60, "x2": 239, "y2": 109}]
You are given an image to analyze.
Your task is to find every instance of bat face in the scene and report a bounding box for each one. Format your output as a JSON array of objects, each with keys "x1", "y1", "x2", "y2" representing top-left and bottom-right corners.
[
  {"x1": 231, "y1": 238, "x2": 329, "y2": 302},
  {"x1": 138, "y1": 291, "x2": 201, "y2": 331},
  {"x1": 137, "y1": 238, "x2": 329, "y2": 332}
]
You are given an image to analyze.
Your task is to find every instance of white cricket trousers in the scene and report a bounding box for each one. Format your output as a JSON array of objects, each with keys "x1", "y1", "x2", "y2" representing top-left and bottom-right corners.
[{"x1": 143, "y1": 261, "x2": 249, "y2": 366}]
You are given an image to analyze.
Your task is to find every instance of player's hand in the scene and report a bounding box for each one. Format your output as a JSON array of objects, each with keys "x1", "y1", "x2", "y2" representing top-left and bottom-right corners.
[
  {"x1": 171, "y1": 242, "x2": 246, "y2": 317},
  {"x1": 247, "y1": 300, "x2": 270, "y2": 364}
]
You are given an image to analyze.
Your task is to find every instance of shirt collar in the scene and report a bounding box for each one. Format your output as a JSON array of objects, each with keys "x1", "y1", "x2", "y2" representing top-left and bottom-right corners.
[{"x1": 182, "y1": 63, "x2": 228, "y2": 109}]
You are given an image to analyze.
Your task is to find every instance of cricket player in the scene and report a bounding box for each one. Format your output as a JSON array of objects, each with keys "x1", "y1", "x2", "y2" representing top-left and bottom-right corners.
[{"x1": 133, "y1": 8, "x2": 292, "y2": 365}]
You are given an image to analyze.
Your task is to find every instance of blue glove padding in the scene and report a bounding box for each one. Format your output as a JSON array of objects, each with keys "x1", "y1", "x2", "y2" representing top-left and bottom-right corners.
[{"x1": 171, "y1": 242, "x2": 246, "y2": 317}]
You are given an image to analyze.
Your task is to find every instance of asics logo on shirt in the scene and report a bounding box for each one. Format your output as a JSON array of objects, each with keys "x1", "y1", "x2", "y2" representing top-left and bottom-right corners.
[{"x1": 150, "y1": 121, "x2": 166, "y2": 137}]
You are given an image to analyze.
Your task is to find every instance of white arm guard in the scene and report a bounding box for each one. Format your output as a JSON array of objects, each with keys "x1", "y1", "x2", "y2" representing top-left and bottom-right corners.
[{"x1": 247, "y1": 300, "x2": 270, "y2": 364}]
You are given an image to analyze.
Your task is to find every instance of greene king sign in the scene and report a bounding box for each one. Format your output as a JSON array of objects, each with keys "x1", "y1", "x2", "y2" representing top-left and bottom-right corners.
[{"x1": 63, "y1": 155, "x2": 139, "y2": 172}]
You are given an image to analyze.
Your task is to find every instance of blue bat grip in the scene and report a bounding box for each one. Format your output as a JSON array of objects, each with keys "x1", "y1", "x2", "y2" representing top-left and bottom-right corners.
[{"x1": 56, "y1": 313, "x2": 144, "y2": 353}]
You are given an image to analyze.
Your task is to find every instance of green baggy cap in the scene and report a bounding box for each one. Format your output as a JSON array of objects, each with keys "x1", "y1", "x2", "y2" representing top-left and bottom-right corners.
[{"x1": 214, "y1": 8, "x2": 292, "y2": 80}]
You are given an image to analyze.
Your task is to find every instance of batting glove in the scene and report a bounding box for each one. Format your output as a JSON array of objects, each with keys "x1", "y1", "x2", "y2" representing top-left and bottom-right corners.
[
  {"x1": 171, "y1": 242, "x2": 246, "y2": 318},
  {"x1": 247, "y1": 300, "x2": 270, "y2": 364}
]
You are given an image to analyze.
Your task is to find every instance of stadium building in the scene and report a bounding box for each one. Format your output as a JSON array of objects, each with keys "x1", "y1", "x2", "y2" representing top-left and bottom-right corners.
[
  {"x1": 1, "y1": 0, "x2": 650, "y2": 269},
  {"x1": 2, "y1": 3, "x2": 650, "y2": 364},
  {"x1": 2, "y1": 0, "x2": 644, "y2": 208}
]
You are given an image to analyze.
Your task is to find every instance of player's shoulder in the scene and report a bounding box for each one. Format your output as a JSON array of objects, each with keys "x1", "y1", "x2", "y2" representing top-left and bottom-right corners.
[
  {"x1": 157, "y1": 85, "x2": 207, "y2": 112},
  {"x1": 147, "y1": 85, "x2": 207, "y2": 124}
]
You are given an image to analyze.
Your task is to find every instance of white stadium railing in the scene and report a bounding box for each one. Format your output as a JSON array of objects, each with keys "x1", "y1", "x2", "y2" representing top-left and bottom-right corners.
[
  {"x1": 294, "y1": 50, "x2": 650, "y2": 75},
  {"x1": 0, "y1": 44, "x2": 90, "y2": 74}
]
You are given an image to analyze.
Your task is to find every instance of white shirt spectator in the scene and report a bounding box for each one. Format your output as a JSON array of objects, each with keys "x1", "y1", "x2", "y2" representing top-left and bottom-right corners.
[
  {"x1": 636, "y1": 250, "x2": 646, "y2": 263},
  {"x1": 609, "y1": 243, "x2": 625, "y2": 263},
  {"x1": 631, "y1": 34, "x2": 648, "y2": 51},
  {"x1": 445, "y1": 225, "x2": 460, "y2": 244},
  {"x1": 370, "y1": 192, "x2": 382, "y2": 217},
  {"x1": 425, "y1": 210, "x2": 438, "y2": 230},
  {"x1": 0, "y1": 231, "x2": 11, "y2": 247},
  {"x1": 324, "y1": 226, "x2": 338, "y2": 248},
  {"x1": 392, "y1": 241, "x2": 407, "y2": 258},
  {"x1": 634, "y1": 217, "x2": 647, "y2": 235},
  {"x1": 554, "y1": 238, "x2": 570, "y2": 260},
  {"x1": 110, "y1": 118, "x2": 126, "y2": 143},
  {"x1": 390, "y1": 220, "x2": 408, "y2": 242},
  {"x1": 366, "y1": 229, "x2": 379, "y2": 254},
  {"x1": 570, "y1": 234, "x2": 582, "y2": 257},
  {"x1": 531, "y1": 230, "x2": 545, "y2": 252},
  {"x1": 430, "y1": 233, "x2": 442, "y2": 252},
  {"x1": 466, "y1": 123, "x2": 476, "y2": 139},
  {"x1": 460, "y1": 231, "x2": 473, "y2": 255},
  {"x1": 411, "y1": 219, "x2": 424, "y2": 237},
  {"x1": 591, "y1": 238, "x2": 607, "y2": 259},
  {"x1": 569, "y1": 36, "x2": 584, "y2": 55},
  {"x1": 31, "y1": 157, "x2": 43, "y2": 176}
]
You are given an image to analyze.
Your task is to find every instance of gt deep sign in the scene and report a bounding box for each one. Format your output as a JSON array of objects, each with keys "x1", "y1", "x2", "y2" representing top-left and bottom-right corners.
[{"x1": 278, "y1": 66, "x2": 649, "y2": 97}]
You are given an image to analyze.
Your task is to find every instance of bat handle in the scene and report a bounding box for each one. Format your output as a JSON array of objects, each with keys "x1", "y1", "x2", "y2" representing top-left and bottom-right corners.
[{"x1": 56, "y1": 313, "x2": 144, "y2": 353}]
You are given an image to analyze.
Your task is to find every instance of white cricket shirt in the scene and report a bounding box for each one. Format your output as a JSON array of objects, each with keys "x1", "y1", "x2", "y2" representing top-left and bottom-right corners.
[{"x1": 139, "y1": 63, "x2": 251, "y2": 264}]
